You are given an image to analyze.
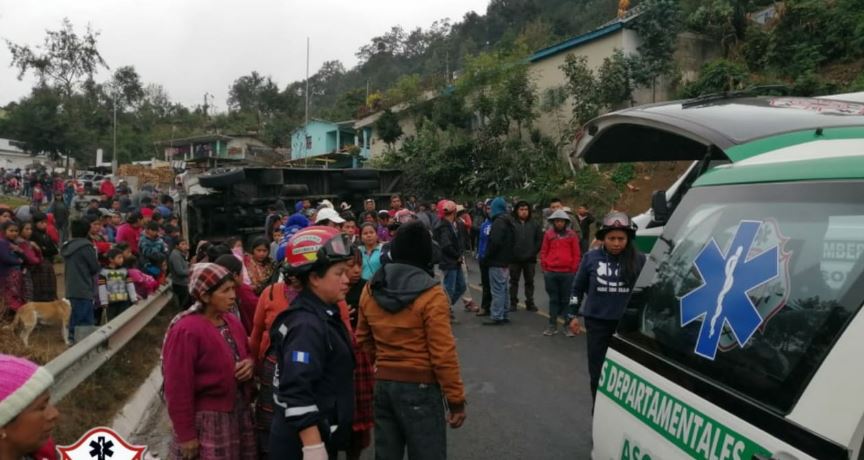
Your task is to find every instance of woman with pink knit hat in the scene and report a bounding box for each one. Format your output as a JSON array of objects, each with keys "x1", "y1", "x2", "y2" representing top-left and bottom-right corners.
[
  {"x1": 0, "y1": 354, "x2": 59, "y2": 460},
  {"x1": 162, "y1": 263, "x2": 256, "y2": 460}
]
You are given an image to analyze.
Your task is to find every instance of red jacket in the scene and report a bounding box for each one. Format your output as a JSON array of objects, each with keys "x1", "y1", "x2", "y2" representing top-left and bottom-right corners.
[
  {"x1": 236, "y1": 282, "x2": 259, "y2": 335},
  {"x1": 100, "y1": 180, "x2": 116, "y2": 198},
  {"x1": 162, "y1": 313, "x2": 251, "y2": 443},
  {"x1": 540, "y1": 228, "x2": 581, "y2": 273}
]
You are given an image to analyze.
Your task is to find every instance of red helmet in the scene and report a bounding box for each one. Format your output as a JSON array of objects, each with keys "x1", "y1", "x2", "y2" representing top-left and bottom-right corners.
[{"x1": 283, "y1": 226, "x2": 353, "y2": 275}]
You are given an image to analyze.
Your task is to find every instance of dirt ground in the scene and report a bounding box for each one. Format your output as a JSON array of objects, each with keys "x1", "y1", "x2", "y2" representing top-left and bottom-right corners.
[
  {"x1": 0, "y1": 264, "x2": 67, "y2": 363},
  {"x1": 53, "y1": 302, "x2": 174, "y2": 445},
  {"x1": 0, "y1": 254, "x2": 177, "y2": 447},
  {"x1": 615, "y1": 162, "x2": 691, "y2": 213}
]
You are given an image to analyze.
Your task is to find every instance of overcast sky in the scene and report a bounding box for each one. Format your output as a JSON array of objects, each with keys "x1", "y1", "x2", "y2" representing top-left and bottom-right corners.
[{"x1": 0, "y1": 0, "x2": 490, "y2": 110}]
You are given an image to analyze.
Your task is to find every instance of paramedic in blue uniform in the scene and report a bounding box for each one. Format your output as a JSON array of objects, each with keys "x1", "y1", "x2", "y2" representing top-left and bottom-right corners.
[
  {"x1": 269, "y1": 226, "x2": 356, "y2": 460},
  {"x1": 569, "y1": 212, "x2": 646, "y2": 402}
]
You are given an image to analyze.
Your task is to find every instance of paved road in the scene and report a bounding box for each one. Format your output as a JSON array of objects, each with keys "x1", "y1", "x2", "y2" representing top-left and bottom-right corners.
[{"x1": 132, "y1": 257, "x2": 595, "y2": 459}]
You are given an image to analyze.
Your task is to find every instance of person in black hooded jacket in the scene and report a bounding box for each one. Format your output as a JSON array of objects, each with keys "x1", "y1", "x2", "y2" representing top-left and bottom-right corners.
[{"x1": 509, "y1": 200, "x2": 542, "y2": 312}]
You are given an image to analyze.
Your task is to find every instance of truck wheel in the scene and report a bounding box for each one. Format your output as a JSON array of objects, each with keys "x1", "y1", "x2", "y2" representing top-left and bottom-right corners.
[
  {"x1": 344, "y1": 179, "x2": 379, "y2": 191},
  {"x1": 199, "y1": 169, "x2": 245, "y2": 188},
  {"x1": 342, "y1": 169, "x2": 379, "y2": 180}
]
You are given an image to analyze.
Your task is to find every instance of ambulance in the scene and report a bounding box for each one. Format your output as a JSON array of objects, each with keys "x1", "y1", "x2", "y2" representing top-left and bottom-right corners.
[{"x1": 575, "y1": 94, "x2": 864, "y2": 459}]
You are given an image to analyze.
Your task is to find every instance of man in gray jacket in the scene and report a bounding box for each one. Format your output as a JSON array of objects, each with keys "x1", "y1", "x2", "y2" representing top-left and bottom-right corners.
[
  {"x1": 509, "y1": 201, "x2": 542, "y2": 312},
  {"x1": 62, "y1": 219, "x2": 102, "y2": 342}
]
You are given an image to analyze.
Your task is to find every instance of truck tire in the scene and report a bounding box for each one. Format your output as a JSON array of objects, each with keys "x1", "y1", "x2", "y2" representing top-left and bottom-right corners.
[
  {"x1": 342, "y1": 169, "x2": 379, "y2": 180},
  {"x1": 199, "y1": 169, "x2": 245, "y2": 188},
  {"x1": 281, "y1": 184, "x2": 310, "y2": 195},
  {"x1": 258, "y1": 169, "x2": 285, "y2": 185},
  {"x1": 344, "y1": 179, "x2": 379, "y2": 192}
]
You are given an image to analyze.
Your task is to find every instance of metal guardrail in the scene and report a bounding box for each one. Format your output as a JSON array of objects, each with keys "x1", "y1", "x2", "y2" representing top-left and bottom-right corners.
[{"x1": 45, "y1": 285, "x2": 173, "y2": 403}]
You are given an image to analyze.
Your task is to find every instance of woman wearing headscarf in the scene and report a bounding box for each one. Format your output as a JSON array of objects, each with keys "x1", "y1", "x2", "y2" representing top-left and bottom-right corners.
[
  {"x1": 0, "y1": 354, "x2": 59, "y2": 460},
  {"x1": 162, "y1": 263, "x2": 257, "y2": 460}
]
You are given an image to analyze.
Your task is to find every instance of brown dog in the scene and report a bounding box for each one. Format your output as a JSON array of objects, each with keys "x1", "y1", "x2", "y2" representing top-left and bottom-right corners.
[{"x1": 12, "y1": 299, "x2": 71, "y2": 347}]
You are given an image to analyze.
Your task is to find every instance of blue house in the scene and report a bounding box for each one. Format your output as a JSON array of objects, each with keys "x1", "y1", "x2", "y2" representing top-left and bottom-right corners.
[{"x1": 290, "y1": 119, "x2": 362, "y2": 162}]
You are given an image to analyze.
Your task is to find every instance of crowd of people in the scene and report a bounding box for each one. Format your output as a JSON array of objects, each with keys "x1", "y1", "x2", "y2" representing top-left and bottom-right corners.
[
  {"x1": 1, "y1": 183, "x2": 648, "y2": 460},
  {"x1": 0, "y1": 171, "x2": 180, "y2": 339}
]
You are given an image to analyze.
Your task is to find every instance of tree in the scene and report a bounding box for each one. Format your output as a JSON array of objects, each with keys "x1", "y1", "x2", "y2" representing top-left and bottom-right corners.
[
  {"x1": 632, "y1": 0, "x2": 683, "y2": 100},
  {"x1": 560, "y1": 54, "x2": 600, "y2": 127},
  {"x1": 0, "y1": 87, "x2": 78, "y2": 160},
  {"x1": 6, "y1": 18, "x2": 108, "y2": 96},
  {"x1": 110, "y1": 66, "x2": 145, "y2": 110},
  {"x1": 596, "y1": 50, "x2": 636, "y2": 109},
  {"x1": 375, "y1": 109, "x2": 404, "y2": 147}
]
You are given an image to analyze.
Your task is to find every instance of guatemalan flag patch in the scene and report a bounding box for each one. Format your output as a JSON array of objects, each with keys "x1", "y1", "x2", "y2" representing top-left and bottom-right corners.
[{"x1": 292, "y1": 351, "x2": 311, "y2": 364}]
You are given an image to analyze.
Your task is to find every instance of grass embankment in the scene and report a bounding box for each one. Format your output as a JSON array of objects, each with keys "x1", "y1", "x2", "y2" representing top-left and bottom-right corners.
[
  {"x1": 0, "y1": 195, "x2": 29, "y2": 209},
  {"x1": 53, "y1": 303, "x2": 174, "y2": 445}
]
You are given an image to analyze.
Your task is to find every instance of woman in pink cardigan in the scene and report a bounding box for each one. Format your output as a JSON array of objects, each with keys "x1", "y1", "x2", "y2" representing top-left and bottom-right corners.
[{"x1": 162, "y1": 263, "x2": 256, "y2": 460}]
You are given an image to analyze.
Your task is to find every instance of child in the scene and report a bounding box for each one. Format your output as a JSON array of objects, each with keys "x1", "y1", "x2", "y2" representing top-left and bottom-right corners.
[
  {"x1": 162, "y1": 225, "x2": 181, "y2": 253},
  {"x1": 125, "y1": 255, "x2": 159, "y2": 299},
  {"x1": 16, "y1": 221, "x2": 43, "y2": 302},
  {"x1": 115, "y1": 242, "x2": 133, "y2": 262},
  {"x1": 269, "y1": 227, "x2": 283, "y2": 261},
  {"x1": 98, "y1": 248, "x2": 138, "y2": 321},
  {"x1": 144, "y1": 252, "x2": 168, "y2": 285},
  {"x1": 226, "y1": 236, "x2": 252, "y2": 286},
  {"x1": 168, "y1": 238, "x2": 190, "y2": 309},
  {"x1": 0, "y1": 221, "x2": 25, "y2": 315},
  {"x1": 539, "y1": 210, "x2": 582, "y2": 336},
  {"x1": 138, "y1": 221, "x2": 167, "y2": 264},
  {"x1": 244, "y1": 237, "x2": 274, "y2": 296},
  {"x1": 61, "y1": 219, "x2": 101, "y2": 342}
]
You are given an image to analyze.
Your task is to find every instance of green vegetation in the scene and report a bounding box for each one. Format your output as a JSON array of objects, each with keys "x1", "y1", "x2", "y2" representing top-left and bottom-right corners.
[{"x1": 680, "y1": 0, "x2": 864, "y2": 97}]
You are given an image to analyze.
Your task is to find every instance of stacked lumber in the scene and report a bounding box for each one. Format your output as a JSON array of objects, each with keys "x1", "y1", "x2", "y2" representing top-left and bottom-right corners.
[{"x1": 118, "y1": 164, "x2": 175, "y2": 187}]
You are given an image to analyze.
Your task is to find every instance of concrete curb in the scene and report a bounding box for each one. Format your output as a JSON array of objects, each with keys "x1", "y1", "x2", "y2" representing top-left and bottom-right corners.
[{"x1": 111, "y1": 362, "x2": 163, "y2": 439}]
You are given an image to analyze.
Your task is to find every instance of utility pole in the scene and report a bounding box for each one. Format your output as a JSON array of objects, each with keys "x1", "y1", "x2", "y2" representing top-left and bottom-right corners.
[
  {"x1": 203, "y1": 92, "x2": 212, "y2": 117},
  {"x1": 112, "y1": 92, "x2": 118, "y2": 175},
  {"x1": 305, "y1": 37, "x2": 310, "y2": 160}
]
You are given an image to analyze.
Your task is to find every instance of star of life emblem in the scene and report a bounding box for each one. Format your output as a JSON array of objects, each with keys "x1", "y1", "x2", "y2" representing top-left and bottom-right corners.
[
  {"x1": 680, "y1": 220, "x2": 791, "y2": 360},
  {"x1": 58, "y1": 427, "x2": 146, "y2": 460}
]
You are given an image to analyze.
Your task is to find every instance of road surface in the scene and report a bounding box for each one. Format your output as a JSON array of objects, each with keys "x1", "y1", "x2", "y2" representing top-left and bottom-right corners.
[{"x1": 131, "y1": 257, "x2": 595, "y2": 459}]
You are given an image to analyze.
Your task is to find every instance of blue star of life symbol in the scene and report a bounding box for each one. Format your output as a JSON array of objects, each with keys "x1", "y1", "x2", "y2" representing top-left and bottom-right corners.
[
  {"x1": 680, "y1": 220, "x2": 780, "y2": 360},
  {"x1": 89, "y1": 436, "x2": 114, "y2": 460}
]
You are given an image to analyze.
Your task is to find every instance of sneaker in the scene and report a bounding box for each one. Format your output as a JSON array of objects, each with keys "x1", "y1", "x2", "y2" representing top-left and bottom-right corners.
[
  {"x1": 543, "y1": 326, "x2": 559, "y2": 336},
  {"x1": 463, "y1": 300, "x2": 480, "y2": 312},
  {"x1": 476, "y1": 310, "x2": 491, "y2": 317},
  {"x1": 564, "y1": 328, "x2": 576, "y2": 338},
  {"x1": 526, "y1": 305, "x2": 539, "y2": 312}
]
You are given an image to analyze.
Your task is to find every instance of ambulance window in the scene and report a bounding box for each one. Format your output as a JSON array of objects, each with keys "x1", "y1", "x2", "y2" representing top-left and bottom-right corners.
[{"x1": 618, "y1": 181, "x2": 864, "y2": 413}]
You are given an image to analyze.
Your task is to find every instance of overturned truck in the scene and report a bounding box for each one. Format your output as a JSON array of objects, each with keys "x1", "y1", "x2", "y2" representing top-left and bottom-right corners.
[{"x1": 180, "y1": 167, "x2": 403, "y2": 248}]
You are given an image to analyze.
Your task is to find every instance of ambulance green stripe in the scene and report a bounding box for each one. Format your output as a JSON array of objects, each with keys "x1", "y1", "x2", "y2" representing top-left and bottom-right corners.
[{"x1": 599, "y1": 359, "x2": 773, "y2": 460}]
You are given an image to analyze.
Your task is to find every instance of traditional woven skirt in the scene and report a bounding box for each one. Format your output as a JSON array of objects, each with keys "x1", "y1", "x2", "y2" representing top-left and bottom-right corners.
[
  {"x1": 30, "y1": 260, "x2": 58, "y2": 302},
  {"x1": 1, "y1": 270, "x2": 25, "y2": 312},
  {"x1": 170, "y1": 395, "x2": 256, "y2": 460},
  {"x1": 254, "y1": 354, "x2": 278, "y2": 459}
]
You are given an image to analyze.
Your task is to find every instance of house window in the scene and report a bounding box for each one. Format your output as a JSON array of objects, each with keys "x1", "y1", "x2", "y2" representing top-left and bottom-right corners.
[{"x1": 305, "y1": 136, "x2": 312, "y2": 149}]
